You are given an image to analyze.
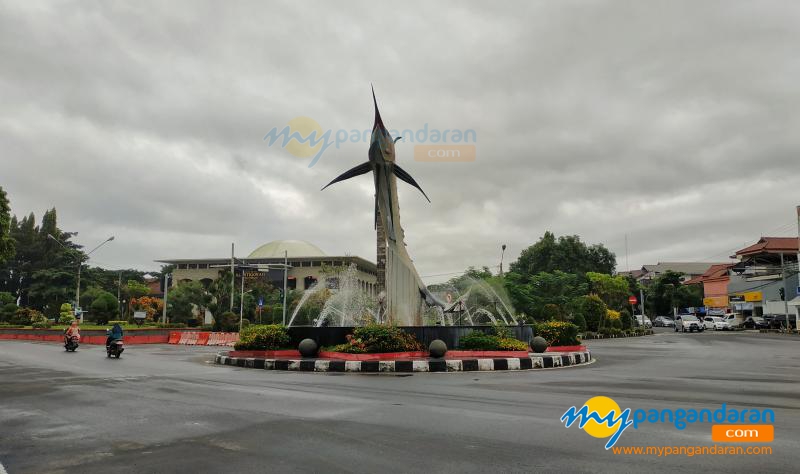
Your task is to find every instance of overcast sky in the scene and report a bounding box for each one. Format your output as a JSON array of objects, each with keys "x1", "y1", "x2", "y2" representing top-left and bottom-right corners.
[{"x1": 2, "y1": 0, "x2": 799, "y2": 283}]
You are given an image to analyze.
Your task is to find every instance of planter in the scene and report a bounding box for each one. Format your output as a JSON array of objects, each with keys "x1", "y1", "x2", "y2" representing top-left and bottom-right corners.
[
  {"x1": 228, "y1": 350, "x2": 301, "y2": 358},
  {"x1": 317, "y1": 351, "x2": 429, "y2": 361},
  {"x1": 546, "y1": 345, "x2": 586, "y2": 352}
]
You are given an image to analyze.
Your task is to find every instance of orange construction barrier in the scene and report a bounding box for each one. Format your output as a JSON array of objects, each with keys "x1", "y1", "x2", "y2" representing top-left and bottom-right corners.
[
  {"x1": 168, "y1": 332, "x2": 181, "y2": 344},
  {"x1": 207, "y1": 333, "x2": 221, "y2": 345},
  {"x1": 196, "y1": 332, "x2": 210, "y2": 345},
  {"x1": 185, "y1": 332, "x2": 200, "y2": 345}
]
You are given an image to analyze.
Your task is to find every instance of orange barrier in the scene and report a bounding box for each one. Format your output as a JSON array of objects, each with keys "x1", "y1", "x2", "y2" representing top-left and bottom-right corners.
[
  {"x1": 185, "y1": 332, "x2": 199, "y2": 345},
  {"x1": 168, "y1": 332, "x2": 182, "y2": 344},
  {"x1": 196, "y1": 332, "x2": 210, "y2": 345}
]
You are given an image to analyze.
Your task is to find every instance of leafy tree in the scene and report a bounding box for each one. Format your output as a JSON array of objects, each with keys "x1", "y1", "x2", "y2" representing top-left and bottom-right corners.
[
  {"x1": 645, "y1": 271, "x2": 703, "y2": 315},
  {"x1": 0, "y1": 186, "x2": 14, "y2": 264},
  {"x1": 510, "y1": 231, "x2": 616, "y2": 277},
  {"x1": 505, "y1": 270, "x2": 588, "y2": 320},
  {"x1": 166, "y1": 281, "x2": 210, "y2": 324},
  {"x1": 88, "y1": 290, "x2": 118, "y2": 324},
  {"x1": 586, "y1": 272, "x2": 630, "y2": 310},
  {"x1": 574, "y1": 294, "x2": 607, "y2": 332},
  {"x1": 125, "y1": 280, "x2": 150, "y2": 299}
]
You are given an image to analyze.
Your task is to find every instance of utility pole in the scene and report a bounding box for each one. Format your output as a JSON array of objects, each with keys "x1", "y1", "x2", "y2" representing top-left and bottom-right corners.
[
  {"x1": 239, "y1": 270, "x2": 245, "y2": 332},
  {"x1": 230, "y1": 243, "x2": 235, "y2": 312},
  {"x1": 796, "y1": 205, "x2": 800, "y2": 332},
  {"x1": 499, "y1": 244, "x2": 506, "y2": 276},
  {"x1": 162, "y1": 273, "x2": 169, "y2": 324},
  {"x1": 282, "y1": 250, "x2": 288, "y2": 326},
  {"x1": 117, "y1": 271, "x2": 122, "y2": 319},
  {"x1": 780, "y1": 252, "x2": 789, "y2": 322}
]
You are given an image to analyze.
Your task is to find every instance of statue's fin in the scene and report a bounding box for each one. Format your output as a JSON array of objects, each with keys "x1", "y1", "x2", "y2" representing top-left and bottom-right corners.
[
  {"x1": 393, "y1": 164, "x2": 431, "y2": 202},
  {"x1": 420, "y1": 286, "x2": 445, "y2": 308},
  {"x1": 321, "y1": 162, "x2": 372, "y2": 191}
]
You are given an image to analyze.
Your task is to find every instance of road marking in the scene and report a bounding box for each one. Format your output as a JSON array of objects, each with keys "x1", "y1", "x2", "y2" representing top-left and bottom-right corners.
[{"x1": 0, "y1": 461, "x2": 8, "y2": 474}]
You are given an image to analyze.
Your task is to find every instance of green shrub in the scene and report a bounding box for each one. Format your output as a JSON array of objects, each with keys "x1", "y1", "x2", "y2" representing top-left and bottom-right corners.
[
  {"x1": 58, "y1": 314, "x2": 76, "y2": 326},
  {"x1": 571, "y1": 312, "x2": 587, "y2": 331},
  {"x1": 459, "y1": 330, "x2": 529, "y2": 351},
  {"x1": 214, "y1": 311, "x2": 239, "y2": 332},
  {"x1": 491, "y1": 324, "x2": 512, "y2": 338},
  {"x1": 611, "y1": 318, "x2": 622, "y2": 330},
  {"x1": 619, "y1": 308, "x2": 633, "y2": 330},
  {"x1": 534, "y1": 320, "x2": 580, "y2": 346},
  {"x1": 580, "y1": 295, "x2": 608, "y2": 332},
  {"x1": 200, "y1": 324, "x2": 214, "y2": 331},
  {"x1": 497, "y1": 337, "x2": 529, "y2": 351},
  {"x1": 541, "y1": 303, "x2": 562, "y2": 320},
  {"x1": 352, "y1": 324, "x2": 422, "y2": 353},
  {"x1": 234, "y1": 324, "x2": 290, "y2": 351},
  {"x1": 460, "y1": 331, "x2": 500, "y2": 350},
  {"x1": 154, "y1": 322, "x2": 187, "y2": 328}
]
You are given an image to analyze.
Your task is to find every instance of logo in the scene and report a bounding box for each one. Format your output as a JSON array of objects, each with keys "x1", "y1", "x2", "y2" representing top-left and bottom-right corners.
[
  {"x1": 263, "y1": 117, "x2": 477, "y2": 167},
  {"x1": 561, "y1": 397, "x2": 775, "y2": 450}
]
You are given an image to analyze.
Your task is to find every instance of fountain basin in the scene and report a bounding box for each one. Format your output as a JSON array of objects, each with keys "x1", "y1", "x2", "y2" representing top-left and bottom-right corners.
[
  {"x1": 214, "y1": 350, "x2": 593, "y2": 372},
  {"x1": 286, "y1": 325, "x2": 533, "y2": 350}
]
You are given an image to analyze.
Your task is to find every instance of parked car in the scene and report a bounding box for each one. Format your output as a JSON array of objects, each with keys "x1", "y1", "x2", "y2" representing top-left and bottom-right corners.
[
  {"x1": 764, "y1": 314, "x2": 798, "y2": 330},
  {"x1": 675, "y1": 314, "x2": 704, "y2": 332},
  {"x1": 703, "y1": 316, "x2": 730, "y2": 331},
  {"x1": 722, "y1": 313, "x2": 744, "y2": 328},
  {"x1": 635, "y1": 314, "x2": 653, "y2": 329},
  {"x1": 654, "y1": 316, "x2": 675, "y2": 327},
  {"x1": 742, "y1": 316, "x2": 770, "y2": 330}
]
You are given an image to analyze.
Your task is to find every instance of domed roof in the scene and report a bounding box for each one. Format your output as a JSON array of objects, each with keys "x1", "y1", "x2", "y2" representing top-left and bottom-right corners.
[{"x1": 247, "y1": 240, "x2": 327, "y2": 259}]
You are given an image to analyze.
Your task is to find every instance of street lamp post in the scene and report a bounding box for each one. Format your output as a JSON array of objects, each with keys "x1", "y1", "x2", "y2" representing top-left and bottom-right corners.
[{"x1": 48, "y1": 234, "x2": 114, "y2": 321}]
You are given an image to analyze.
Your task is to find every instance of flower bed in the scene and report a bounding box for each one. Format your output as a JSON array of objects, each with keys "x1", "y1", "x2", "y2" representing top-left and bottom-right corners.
[
  {"x1": 458, "y1": 326, "x2": 530, "y2": 351},
  {"x1": 228, "y1": 349, "x2": 302, "y2": 358},
  {"x1": 324, "y1": 323, "x2": 423, "y2": 354},
  {"x1": 545, "y1": 345, "x2": 587, "y2": 352}
]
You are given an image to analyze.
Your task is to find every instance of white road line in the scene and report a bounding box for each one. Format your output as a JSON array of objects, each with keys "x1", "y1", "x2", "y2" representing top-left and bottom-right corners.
[{"x1": 0, "y1": 461, "x2": 8, "y2": 474}]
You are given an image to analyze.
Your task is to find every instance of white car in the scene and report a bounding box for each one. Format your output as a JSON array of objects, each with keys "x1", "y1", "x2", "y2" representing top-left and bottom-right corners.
[
  {"x1": 675, "y1": 314, "x2": 704, "y2": 332},
  {"x1": 703, "y1": 316, "x2": 730, "y2": 331},
  {"x1": 635, "y1": 314, "x2": 653, "y2": 329}
]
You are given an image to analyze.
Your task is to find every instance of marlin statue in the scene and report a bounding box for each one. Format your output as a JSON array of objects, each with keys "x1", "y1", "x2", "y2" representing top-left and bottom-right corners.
[{"x1": 322, "y1": 87, "x2": 443, "y2": 324}]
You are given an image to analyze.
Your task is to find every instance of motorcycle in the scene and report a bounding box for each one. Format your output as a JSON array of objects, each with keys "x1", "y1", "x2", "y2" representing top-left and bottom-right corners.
[
  {"x1": 106, "y1": 339, "x2": 124, "y2": 358},
  {"x1": 64, "y1": 335, "x2": 79, "y2": 352}
]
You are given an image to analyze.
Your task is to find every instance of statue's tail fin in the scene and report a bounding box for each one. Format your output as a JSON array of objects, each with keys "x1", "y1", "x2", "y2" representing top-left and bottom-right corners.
[
  {"x1": 393, "y1": 164, "x2": 431, "y2": 202},
  {"x1": 321, "y1": 162, "x2": 372, "y2": 191}
]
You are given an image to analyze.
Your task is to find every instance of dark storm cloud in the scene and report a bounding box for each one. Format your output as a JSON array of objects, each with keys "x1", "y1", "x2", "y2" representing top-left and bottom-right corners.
[{"x1": 1, "y1": 0, "x2": 798, "y2": 280}]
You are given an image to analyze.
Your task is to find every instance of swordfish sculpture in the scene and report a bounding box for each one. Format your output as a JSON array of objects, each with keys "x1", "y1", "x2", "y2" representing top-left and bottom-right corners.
[{"x1": 322, "y1": 87, "x2": 443, "y2": 325}]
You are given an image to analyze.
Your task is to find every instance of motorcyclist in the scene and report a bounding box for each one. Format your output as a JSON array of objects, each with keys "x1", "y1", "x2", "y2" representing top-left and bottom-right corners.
[
  {"x1": 64, "y1": 321, "x2": 80, "y2": 344},
  {"x1": 106, "y1": 323, "x2": 124, "y2": 348}
]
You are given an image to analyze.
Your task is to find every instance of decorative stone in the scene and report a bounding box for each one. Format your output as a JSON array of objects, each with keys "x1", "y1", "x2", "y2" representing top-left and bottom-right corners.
[
  {"x1": 429, "y1": 339, "x2": 447, "y2": 358},
  {"x1": 531, "y1": 336, "x2": 548, "y2": 353},
  {"x1": 298, "y1": 338, "x2": 318, "y2": 358}
]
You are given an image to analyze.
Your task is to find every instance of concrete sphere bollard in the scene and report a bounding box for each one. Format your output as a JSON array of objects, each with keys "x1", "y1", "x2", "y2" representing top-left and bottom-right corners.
[
  {"x1": 531, "y1": 336, "x2": 548, "y2": 353},
  {"x1": 298, "y1": 338, "x2": 318, "y2": 358},
  {"x1": 429, "y1": 339, "x2": 447, "y2": 358}
]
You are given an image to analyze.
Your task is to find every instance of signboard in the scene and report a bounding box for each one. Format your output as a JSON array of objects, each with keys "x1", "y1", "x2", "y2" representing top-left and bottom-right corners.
[
  {"x1": 703, "y1": 296, "x2": 729, "y2": 308},
  {"x1": 628, "y1": 296, "x2": 638, "y2": 305},
  {"x1": 729, "y1": 295, "x2": 744, "y2": 303},
  {"x1": 743, "y1": 291, "x2": 763, "y2": 302},
  {"x1": 133, "y1": 311, "x2": 147, "y2": 320},
  {"x1": 257, "y1": 297, "x2": 264, "y2": 308}
]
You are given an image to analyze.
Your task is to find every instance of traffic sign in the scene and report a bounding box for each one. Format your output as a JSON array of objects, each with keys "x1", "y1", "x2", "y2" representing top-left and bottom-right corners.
[
  {"x1": 258, "y1": 297, "x2": 264, "y2": 308},
  {"x1": 628, "y1": 296, "x2": 638, "y2": 305}
]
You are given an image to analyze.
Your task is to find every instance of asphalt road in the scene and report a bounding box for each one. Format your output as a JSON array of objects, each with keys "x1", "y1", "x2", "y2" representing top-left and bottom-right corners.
[{"x1": 1, "y1": 329, "x2": 798, "y2": 473}]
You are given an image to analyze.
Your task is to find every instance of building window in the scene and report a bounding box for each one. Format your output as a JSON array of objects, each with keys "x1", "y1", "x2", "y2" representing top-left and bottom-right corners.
[{"x1": 304, "y1": 276, "x2": 318, "y2": 289}]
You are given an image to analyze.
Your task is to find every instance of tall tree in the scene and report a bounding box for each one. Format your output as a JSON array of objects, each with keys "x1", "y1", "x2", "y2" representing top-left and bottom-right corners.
[
  {"x1": 510, "y1": 231, "x2": 616, "y2": 278},
  {"x1": 0, "y1": 186, "x2": 14, "y2": 264}
]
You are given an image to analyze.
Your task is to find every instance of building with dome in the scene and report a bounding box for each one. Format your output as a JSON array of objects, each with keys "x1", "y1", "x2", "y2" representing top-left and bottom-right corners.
[{"x1": 157, "y1": 240, "x2": 377, "y2": 295}]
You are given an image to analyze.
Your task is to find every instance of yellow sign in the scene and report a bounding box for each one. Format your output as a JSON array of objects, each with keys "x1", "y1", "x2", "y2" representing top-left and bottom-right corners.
[
  {"x1": 743, "y1": 291, "x2": 763, "y2": 302},
  {"x1": 703, "y1": 296, "x2": 728, "y2": 307}
]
